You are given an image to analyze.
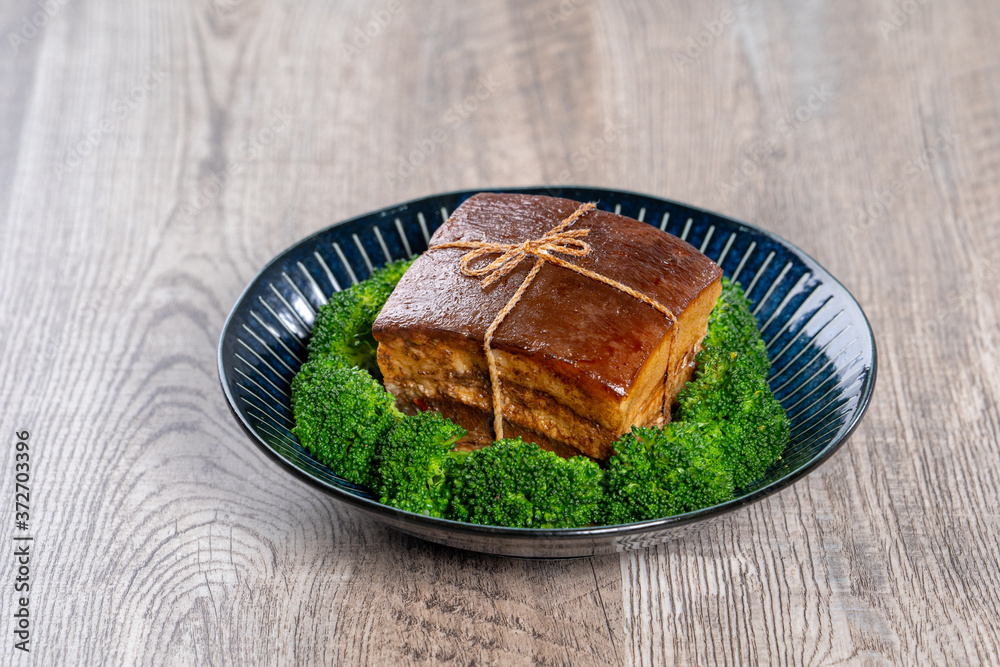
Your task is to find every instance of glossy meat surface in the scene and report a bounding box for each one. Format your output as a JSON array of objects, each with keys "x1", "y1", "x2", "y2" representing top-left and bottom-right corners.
[{"x1": 375, "y1": 193, "x2": 721, "y2": 398}]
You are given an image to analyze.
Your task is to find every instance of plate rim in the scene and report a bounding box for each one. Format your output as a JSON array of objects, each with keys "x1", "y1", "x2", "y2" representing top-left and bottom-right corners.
[{"x1": 217, "y1": 185, "x2": 878, "y2": 541}]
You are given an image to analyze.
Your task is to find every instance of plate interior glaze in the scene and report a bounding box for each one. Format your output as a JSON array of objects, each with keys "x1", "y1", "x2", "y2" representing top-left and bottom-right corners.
[{"x1": 218, "y1": 187, "x2": 877, "y2": 558}]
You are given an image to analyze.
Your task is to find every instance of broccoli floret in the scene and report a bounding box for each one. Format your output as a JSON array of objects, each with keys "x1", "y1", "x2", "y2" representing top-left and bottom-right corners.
[
  {"x1": 699, "y1": 277, "x2": 770, "y2": 377},
  {"x1": 290, "y1": 356, "x2": 399, "y2": 488},
  {"x1": 676, "y1": 278, "x2": 789, "y2": 488},
  {"x1": 307, "y1": 289, "x2": 379, "y2": 371},
  {"x1": 307, "y1": 258, "x2": 414, "y2": 373},
  {"x1": 678, "y1": 357, "x2": 788, "y2": 488},
  {"x1": 357, "y1": 258, "x2": 414, "y2": 312},
  {"x1": 377, "y1": 411, "x2": 466, "y2": 517},
  {"x1": 450, "y1": 439, "x2": 603, "y2": 528},
  {"x1": 601, "y1": 423, "x2": 734, "y2": 524}
]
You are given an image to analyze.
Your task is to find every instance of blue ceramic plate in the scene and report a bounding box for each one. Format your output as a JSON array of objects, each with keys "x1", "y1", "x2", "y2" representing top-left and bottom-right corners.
[{"x1": 218, "y1": 187, "x2": 877, "y2": 558}]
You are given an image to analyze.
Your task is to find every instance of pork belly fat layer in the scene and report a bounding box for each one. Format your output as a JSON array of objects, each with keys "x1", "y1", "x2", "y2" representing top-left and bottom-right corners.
[
  {"x1": 373, "y1": 193, "x2": 723, "y2": 460},
  {"x1": 376, "y1": 276, "x2": 720, "y2": 460}
]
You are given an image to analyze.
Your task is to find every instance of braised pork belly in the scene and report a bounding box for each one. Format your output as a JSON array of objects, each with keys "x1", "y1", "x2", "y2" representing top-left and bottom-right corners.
[{"x1": 372, "y1": 193, "x2": 722, "y2": 461}]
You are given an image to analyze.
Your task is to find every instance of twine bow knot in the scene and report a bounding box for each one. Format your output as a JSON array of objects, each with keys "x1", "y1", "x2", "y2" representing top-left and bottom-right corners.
[
  {"x1": 454, "y1": 226, "x2": 592, "y2": 288},
  {"x1": 430, "y1": 202, "x2": 676, "y2": 440}
]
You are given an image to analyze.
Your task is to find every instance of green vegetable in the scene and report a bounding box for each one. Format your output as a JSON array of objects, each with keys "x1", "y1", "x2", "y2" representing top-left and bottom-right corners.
[
  {"x1": 697, "y1": 277, "x2": 770, "y2": 377},
  {"x1": 600, "y1": 278, "x2": 789, "y2": 523},
  {"x1": 676, "y1": 356, "x2": 789, "y2": 489},
  {"x1": 601, "y1": 423, "x2": 734, "y2": 524},
  {"x1": 357, "y1": 258, "x2": 412, "y2": 311},
  {"x1": 676, "y1": 277, "x2": 789, "y2": 489},
  {"x1": 449, "y1": 438, "x2": 604, "y2": 528},
  {"x1": 291, "y1": 356, "x2": 399, "y2": 488},
  {"x1": 377, "y1": 411, "x2": 467, "y2": 517},
  {"x1": 307, "y1": 259, "x2": 413, "y2": 373}
]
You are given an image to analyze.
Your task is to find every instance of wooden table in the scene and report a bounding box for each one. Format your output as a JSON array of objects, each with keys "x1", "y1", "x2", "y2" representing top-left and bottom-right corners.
[{"x1": 2, "y1": 1, "x2": 998, "y2": 664}]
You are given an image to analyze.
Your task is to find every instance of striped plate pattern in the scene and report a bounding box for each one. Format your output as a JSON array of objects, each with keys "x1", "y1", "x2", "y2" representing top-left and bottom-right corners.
[{"x1": 218, "y1": 187, "x2": 877, "y2": 558}]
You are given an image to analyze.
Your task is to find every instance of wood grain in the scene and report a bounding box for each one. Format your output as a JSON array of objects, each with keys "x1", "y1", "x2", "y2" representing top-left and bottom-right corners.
[{"x1": 0, "y1": 0, "x2": 998, "y2": 664}]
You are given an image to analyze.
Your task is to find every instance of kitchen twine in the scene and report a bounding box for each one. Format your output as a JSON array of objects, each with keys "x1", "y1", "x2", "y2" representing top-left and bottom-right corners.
[{"x1": 430, "y1": 202, "x2": 677, "y2": 440}]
